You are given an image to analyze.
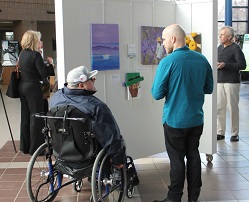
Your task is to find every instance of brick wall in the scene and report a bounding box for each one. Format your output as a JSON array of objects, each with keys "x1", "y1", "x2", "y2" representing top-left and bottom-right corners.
[{"x1": 0, "y1": 0, "x2": 55, "y2": 21}]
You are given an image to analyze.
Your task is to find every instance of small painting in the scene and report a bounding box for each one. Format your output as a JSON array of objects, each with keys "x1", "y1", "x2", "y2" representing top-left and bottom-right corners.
[
  {"x1": 125, "y1": 72, "x2": 144, "y2": 100},
  {"x1": 91, "y1": 24, "x2": 120, "y2": 71},
  {"x1": 141, "y1": 26, "x2": 166, "y2": 65},
  {"x1": 186, "y1": 32, "x2": 201, "y2": 53}
]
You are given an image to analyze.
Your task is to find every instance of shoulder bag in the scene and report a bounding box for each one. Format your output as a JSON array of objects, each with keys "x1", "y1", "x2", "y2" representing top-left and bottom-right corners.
[{"x1": 6, "y1": 65, "x2": 21, "y2": 98}]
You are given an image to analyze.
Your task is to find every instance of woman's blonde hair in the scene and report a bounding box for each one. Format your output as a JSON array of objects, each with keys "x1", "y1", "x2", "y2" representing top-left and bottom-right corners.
[{"x1": 21, "y1": 30, "x2": 39, "y2": 51}]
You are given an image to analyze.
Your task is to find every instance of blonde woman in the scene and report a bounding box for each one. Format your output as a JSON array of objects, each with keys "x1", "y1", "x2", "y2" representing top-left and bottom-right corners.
[{"x1": 18, "y1": 30, "x2": 54, "y2": 155}]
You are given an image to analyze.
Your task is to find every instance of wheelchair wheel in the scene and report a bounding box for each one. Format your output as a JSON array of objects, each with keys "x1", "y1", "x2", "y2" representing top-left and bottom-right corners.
[
  {"x1": 91, "y1": 149, "x2": 127, "y2": 202},
  {"x1": 74, "y1": 179, "x2": 83, "y2": 192},
  {"x1": 26, "y1": 142, "x2": 62, "y2": 202}
]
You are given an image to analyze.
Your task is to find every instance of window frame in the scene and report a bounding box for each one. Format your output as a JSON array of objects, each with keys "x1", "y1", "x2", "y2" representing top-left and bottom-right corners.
[{"x1": 218, "y1": 1, "x2": 249, "y2": 34}]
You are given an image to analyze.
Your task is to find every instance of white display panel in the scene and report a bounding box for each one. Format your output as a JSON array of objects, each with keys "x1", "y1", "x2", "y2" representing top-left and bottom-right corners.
[{"x1": 54, "y1": 0, "x2": 216, "y2": 159}]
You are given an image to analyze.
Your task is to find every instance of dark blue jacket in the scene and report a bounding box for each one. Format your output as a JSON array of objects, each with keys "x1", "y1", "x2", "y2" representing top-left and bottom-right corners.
[{"x1": 49, "y1": 84, "x2": 126, "y2": 165}]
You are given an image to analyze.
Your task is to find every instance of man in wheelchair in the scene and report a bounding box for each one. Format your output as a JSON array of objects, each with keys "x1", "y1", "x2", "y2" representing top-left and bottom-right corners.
[
  {"x1": 49, "y1": 65, "x2": 126, "y2": 169},
  {"x1": 26, "y1": 66, "x2": 139, "y2": 202}
]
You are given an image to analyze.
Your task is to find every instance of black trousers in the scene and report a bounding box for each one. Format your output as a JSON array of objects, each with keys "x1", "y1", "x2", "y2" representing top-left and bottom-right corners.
[
  {"x1": 163, "y1": 123, "x2": 203, "y2": 202},
  {"x1": 19, "y1": 80, "x2": 45, "y2": 155},
  {"x1": 43, "y1": 99, "x2": 49, "y2": 113}
]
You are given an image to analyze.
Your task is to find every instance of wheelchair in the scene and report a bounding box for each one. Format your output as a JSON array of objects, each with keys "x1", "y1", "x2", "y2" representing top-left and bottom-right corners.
[{"x1": 25, "y1": 105, "x2": 137, "y2": 202}]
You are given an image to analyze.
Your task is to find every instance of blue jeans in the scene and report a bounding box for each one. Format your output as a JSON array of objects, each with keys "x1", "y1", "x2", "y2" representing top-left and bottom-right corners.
[{"x1": 163, "y1": 123, "x2": 203, "y2": 202}]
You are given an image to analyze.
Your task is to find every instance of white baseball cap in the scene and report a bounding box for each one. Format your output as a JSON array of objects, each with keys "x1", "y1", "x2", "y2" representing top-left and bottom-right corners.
[{"x1": 67, "y1": 66, "x2": 98, "y2": 85}]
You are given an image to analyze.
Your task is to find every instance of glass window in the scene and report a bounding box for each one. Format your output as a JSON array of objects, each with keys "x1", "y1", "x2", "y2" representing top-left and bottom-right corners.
[
  {"x1": 232, "y1": 7, "x2": 248, "y2": 21},
  {"x1": 232, "y1": 22, "x2": 247, "y2": 34},
  {"x1": 218, "y1": 0, "x2": 225, "y2": 21},
  {"x1": 5, "y1": 32, "x2": 14, "y2": 41},
  {"x1": 218, "y1": 22, "x2": 225, "y2": 31},
  {"x1": 218, "y1": 0, "x2": 248, "y2": 34},
  {"x1": 233, "y1": 0, "x2": 247, "y2": 6}
]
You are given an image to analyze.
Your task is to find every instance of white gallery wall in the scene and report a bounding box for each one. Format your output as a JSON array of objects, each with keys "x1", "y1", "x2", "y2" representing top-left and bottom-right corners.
[
  {"x1": 55, "y1": 0, "x2": 217, "y2": 159},
  {"x1": 176, "y1": 0, "x2": 217, "y2": 155}
]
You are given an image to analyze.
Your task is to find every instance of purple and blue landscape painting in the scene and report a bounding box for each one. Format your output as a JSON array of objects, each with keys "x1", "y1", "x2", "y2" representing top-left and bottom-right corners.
[{"x1": 91, "y1": 24, "x2": 120, "y2": 71}]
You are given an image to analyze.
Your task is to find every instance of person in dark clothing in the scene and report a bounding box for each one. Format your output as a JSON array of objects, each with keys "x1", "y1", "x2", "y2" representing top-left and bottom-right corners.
[
  {"x1": 18, "y1": 30, "x2": 54, "y2": 155},
  {"x1": 151, "y1": 24, "x2": 214, "y2": 202},
  {"x1": 49, "y1": 66, "x2": 126, "y2": 167},
  {"x1": 37, "y1": 38, "x2": 55, "y2": 113},
  {"x1": 217, "y1": 26, "x2": 246, "y2": 142}
]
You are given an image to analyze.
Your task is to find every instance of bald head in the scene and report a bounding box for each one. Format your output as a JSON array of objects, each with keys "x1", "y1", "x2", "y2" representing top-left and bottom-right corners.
[{"x1": 162, "y1": 24, "x2": 186, "y2": 54}]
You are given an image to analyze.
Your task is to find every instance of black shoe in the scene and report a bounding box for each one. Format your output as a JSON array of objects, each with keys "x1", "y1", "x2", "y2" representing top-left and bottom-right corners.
[
  {"x1": 217, "y1": 134, "x2": 225, "y2": 140},
  {"x1": 230, "y1": 135, "x2": 239, "y2": 142},
  {"x1": 154, "y1": 198, "x2": 172, "y2": 202}
]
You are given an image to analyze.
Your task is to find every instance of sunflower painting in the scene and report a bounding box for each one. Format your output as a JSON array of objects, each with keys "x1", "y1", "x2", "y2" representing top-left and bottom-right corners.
[
  {"x1": 186, "y1": 32, "x2": 201, "y2": 53},
  {"x1": 141, "y1": 26, "x2": 166, "y2": 65}
]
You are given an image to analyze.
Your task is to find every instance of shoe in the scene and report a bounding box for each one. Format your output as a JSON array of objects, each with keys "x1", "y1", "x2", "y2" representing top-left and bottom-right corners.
[
  {"x1": 153, "y1": 198, "x2": 172, "y2": 202},
  {"x1": 230, "y1": 135, "x2": 239, "y2": 142},
  {"x1": 217, "y1": 134, "x2": 225, "y2": 140},
  {"x1": 20, "y1": 150, "x2": 29, "y2": 154}
]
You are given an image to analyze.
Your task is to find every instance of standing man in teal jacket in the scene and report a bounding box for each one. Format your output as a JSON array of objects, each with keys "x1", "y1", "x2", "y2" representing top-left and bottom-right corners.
[{"x1": 151, "y1": 24, "x2": 213, "y2": 202}]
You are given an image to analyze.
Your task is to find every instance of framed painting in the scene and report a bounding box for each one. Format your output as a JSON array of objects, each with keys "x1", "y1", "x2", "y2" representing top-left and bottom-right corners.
[
  {"x1": 141, "y1": 26, "x2": 166, "y2": 65},
  {"x1": 91, "y1": 24, "x2": 120, "y2": 71},
  {"x1": 186, "y1": 32, "x2": 201, "y2": 53}
]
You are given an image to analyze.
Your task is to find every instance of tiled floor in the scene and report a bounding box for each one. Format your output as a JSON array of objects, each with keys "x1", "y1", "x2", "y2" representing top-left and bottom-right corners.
[{"x1": 1, "y1": 83, "x2": 249, "y2": 201}]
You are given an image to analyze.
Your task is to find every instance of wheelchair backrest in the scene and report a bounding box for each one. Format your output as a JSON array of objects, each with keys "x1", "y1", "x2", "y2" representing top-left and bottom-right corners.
[{"x1": 47, "y1": 105, "x2": 99, "y2": 163}]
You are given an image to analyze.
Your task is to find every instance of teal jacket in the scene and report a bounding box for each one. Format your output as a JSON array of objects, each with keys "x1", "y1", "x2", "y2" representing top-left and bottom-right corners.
[{"x1": 151, "y1": 46, "x2": 214, "y2": 128}]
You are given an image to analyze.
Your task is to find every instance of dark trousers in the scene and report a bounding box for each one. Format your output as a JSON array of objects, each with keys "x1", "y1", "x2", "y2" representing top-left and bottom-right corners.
[
  {"x1": 19, "y1": 81, "x2": 45, "y2": 155},
  {"x1": 44, "y1": 99, "x2": 49, "y2": 113},
  {"x1": 163, "y1": 123, "x2": 203, "y2": 202}
]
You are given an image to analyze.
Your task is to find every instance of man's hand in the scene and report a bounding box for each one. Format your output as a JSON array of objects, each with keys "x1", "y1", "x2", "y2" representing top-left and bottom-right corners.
[{"x1": 217, "y1": 62, "x2": 225, "y2": 69}]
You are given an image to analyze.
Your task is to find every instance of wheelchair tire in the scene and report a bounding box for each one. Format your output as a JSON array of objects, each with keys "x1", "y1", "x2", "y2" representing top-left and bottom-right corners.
[
  {"x1": 91, "y1": 149, "x2": 127, "y2": 202},
  {"x1": 74, "y1": 179, "x2": 83, "y2": 192},
  {"x1": 26, "y1": 142, "x2": 62, "y2": 202}
]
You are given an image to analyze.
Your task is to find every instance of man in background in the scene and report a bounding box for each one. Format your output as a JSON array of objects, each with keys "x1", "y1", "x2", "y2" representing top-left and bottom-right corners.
[{"x1": 217, "y1": 26, "x2": 246, "y2": 142}]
